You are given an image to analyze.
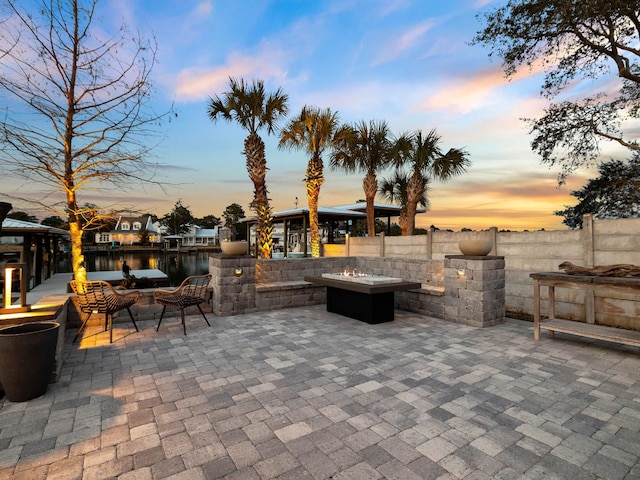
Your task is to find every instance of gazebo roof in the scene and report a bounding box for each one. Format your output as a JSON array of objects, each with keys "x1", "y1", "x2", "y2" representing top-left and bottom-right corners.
[
  {"x1": 240, "y1": 202, "x2": 410, "y2": 224},
  {"x1": 275, "y1": 206, "x2": 366, "y2": 221},
  {"x1": 0, "y1": 218, "x2": 69, "y2": 237},
  {"x1": 333, "y1": 202, "x2": 426, "y2": 216}
]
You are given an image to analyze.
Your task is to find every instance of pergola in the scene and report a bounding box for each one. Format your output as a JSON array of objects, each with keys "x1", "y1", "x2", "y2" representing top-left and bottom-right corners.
[
  {"x1": 0, "y1": 218, "x2": 69, "y2": 289},
  {"x1": 241, "y1": 202, "x2": 409, "y2": 257}
]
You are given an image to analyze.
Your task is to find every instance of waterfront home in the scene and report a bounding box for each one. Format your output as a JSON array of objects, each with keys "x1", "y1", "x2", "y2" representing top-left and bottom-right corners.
[
  {"x1": 180, "y1": 225, "x2": 218, "y2": 248},
  {"x1": 95, "y1": 215, "x2": 162, "y2": 246}
]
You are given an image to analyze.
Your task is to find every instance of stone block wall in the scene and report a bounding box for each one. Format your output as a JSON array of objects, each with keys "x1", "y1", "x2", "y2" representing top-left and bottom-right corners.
[
  {"x1": 354, "y1": 257, "x2": 444, "y2": 288},
  {"x1": 208, "y1": 255, "x2": 504, "y2": 328},
  {"x1": 255, "y1": 257, "x2": 356, "y2": 283},
  {"x1": 442, "y1": 256, "x2": 505, "y2": 327},
  {"x1": 209, "y1": 255, "x2": 257, "y2": 316},
  {"x1": 255, "y1": 282, "x2": 326, "y2": 311}
]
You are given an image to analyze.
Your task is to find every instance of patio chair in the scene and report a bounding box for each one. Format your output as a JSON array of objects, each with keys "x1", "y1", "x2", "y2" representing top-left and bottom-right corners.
[
  {"x1": 154, "y1": 274, "x2": 212, "y2": 335},
  {"x1": 70, "y1": 280, "x2": 140, "y2": 344}
]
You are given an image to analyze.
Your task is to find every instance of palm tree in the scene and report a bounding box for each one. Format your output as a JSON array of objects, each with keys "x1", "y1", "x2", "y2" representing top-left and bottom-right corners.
[
  {"x1": 207, "y1": 78, "x2": 288, "y2": 258},
  {"x1": 331, "y1": 120, "x2": 405, "y2": 237},
  {"x1": 400, "y1": 129, "x2": 470, "y2": 235},
  {"x1": 279, "y1": 106, "x2": 340, "y2": 257},
  {"x1": 379, "y1": 170, "x2": 429, "y2": 235}
]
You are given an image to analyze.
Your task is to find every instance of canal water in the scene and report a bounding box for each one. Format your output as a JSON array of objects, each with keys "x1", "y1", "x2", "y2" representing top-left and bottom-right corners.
[{"x1": 56, "y1": 251, "x2": 211, "y2": 287}]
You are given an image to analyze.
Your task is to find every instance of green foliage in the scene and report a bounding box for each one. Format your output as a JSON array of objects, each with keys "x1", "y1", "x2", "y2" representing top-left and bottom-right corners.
[
  {"x1": 41, "y1": 216, "x2": 68, "y2": 229},
  {"x1": 402, "y1": 129, "x2": 469, "y2": 183},
  {"x1": 388, "y1": 224, "x2": 402, "y2": 236},
  {"x1": 352, "y1": 218, "x2": 388, "y2": 236},
  {"x1": 208, "y1": 77, "x2": 289, "y2": 137},
  {"x1": 142, "y1": 213, "x2": 159, "y2": 223},
  {"x1": 161, "y1": 200, "x2": 194, "y2": 236},
  {"x1": 555, "y1": 154, "x2": 640, "y2": 228},
  {"x1": 473, "y1": 0, "x2": 640, "y2": 182},
  {"x1": 375, "y1": 219, "x2": 388, "y2": 234},
  {"x1": 7, "y1": 211, "x2": 38, "y2": 223},
  {"x1": 379, "y1": 171, "x2": 412, "y2": 209},
  {"x1": 222, "y1": 203, "x2": 246, "y2": 240},
  {"x1": 137, "y1": 225, "x2": 150, "y2": 245},
  {"x1": 330, "y1": 120, "x2": 399, "y2": 237},
  {"x1": 279, "y1": 106, "x2": 340, "y2": 160},
  {"x1": 384, "y1": 129, "x2": 468, "y2": 235},
  {"x1": 279, "y1": 105, "x2": 342, "y2": 257},
  {"x1": 207, "y1": 77, "x2": 288, "y2": 258},
  {"x1": 195, "y1": 215, "x2": 221, "y2": 229}
]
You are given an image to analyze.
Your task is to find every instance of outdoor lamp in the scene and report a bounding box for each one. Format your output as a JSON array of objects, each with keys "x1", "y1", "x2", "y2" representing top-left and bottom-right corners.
[
  {"x1": 457, "y1": 269, "x2": 465, "y2": 278},
  {"x1": 2, "y1": 262, "x2": 28, "y2": 313},
  {"x1": 234, "y1": 267, "x2": 243, "y2": 276}
]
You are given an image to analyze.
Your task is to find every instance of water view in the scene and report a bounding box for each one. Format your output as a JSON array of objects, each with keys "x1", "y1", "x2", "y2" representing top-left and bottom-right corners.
[{"x1": 56, "y1": 251, "x2": 211, "y2": 287}]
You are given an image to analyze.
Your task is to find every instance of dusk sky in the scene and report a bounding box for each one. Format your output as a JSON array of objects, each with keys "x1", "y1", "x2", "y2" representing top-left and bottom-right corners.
[{"x1": 2, "y1": 0, "x2": 629, "y2": 231}]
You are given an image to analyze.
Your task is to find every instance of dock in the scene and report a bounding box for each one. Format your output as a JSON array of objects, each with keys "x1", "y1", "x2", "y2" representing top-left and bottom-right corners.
[
  {"x1": 25, "y1": 269, "x2": 168, "y2": 304},
  {"x1": 86, "y1": 269, "x2": 168, "y2": 286}
]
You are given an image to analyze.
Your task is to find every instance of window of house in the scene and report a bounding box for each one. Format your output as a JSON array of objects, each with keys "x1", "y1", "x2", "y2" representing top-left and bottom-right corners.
[
  {"x1": 99, "y1": 233, "x2": 110, "y2": 243},
  {"x1": 121, "y1": 222, "x2": 130, "y2": 230},
  {"x1": 133, "y1": 222, "x2": 141, "y2": 230}
]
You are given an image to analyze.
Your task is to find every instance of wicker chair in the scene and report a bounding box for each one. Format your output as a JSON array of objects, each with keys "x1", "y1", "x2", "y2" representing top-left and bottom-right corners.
[
  {"x1": 154, "y1": 274, "x2": 212, "y2": 335},
  {"x1": 70, "y1": 280, "x2": 140, "y2": 343}
]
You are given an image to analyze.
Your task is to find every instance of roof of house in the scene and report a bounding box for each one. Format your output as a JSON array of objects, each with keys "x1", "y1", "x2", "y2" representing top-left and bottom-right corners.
[
  {"x1": 112, "y1": 215, "x2": 159, "y2": 233},
  {"x1": 183, "y1": 227, "x2": 218, "y2": 237},
  {"x1": 116, "y1": 215, "x2": 150, "y2": 225}
]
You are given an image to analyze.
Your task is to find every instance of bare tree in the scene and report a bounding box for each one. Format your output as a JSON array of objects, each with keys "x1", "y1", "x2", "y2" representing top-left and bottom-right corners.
[{"x1": 0, "y1": 0, "x2": 169, "y2": 278}]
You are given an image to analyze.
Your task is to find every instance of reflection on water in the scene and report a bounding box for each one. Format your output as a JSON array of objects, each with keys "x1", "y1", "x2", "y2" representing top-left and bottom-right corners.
[{"x1": 56, "y1": 251, "x2": 210, "y2": 287}]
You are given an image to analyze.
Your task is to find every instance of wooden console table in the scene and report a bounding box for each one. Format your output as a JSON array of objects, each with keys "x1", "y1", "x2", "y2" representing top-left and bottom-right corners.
[
  {"x1": 304, "y1": 276, "x2": 421, "y2": 324},
  {"x1": 530, "y1": 272, "x2": 640, "y2": 347}
]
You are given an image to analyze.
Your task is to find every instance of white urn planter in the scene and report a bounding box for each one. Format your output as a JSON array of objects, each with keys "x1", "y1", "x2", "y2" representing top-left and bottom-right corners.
[
  {"x1": 220, "y1": 240, "x2": 248, "y2": 256},
  {"x1": 458, "y1": 239, "x2": 493, "y2": 256}
]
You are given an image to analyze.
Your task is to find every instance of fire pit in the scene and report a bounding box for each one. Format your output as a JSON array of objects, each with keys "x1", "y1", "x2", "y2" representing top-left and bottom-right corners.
[
  {"x1": 321, "y1": 272, "x2": 404, "y2": 285},
  {"x1": 306, "y1": 274, "x2": 421, "y2": 324}
]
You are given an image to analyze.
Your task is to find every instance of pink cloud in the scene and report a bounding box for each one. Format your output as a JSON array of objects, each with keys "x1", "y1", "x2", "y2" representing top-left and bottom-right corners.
[
  {"x1": 420, "y1": 62, "x2": 549, "y2": 114},
  {"x1": 373, "y1": 19, "x2": 437, "y2": 65},
  {"x1": 173, "y1": 50, "x2": 289, "y2": 102}
]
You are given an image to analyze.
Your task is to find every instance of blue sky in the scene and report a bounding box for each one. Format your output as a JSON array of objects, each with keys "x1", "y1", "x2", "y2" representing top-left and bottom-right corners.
[{"x1": 4, "y1": 0, "x2": 625, "y2": 230}]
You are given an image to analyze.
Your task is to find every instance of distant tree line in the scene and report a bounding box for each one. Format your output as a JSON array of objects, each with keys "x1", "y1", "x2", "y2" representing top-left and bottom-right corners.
[{"x1": 158, "y1": 200, "x2": 246, "y2": 240}]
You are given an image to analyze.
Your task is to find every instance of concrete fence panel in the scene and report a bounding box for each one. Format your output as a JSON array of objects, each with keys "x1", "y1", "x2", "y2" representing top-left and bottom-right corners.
[{"x1": 318, "y1": 215, "x2": 640, "y2": 330}]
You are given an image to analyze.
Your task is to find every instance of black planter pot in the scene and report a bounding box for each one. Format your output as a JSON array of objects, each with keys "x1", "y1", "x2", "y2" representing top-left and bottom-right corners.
[{"x1": 0, "y1": 321, "x2": 60, "y2": 402}]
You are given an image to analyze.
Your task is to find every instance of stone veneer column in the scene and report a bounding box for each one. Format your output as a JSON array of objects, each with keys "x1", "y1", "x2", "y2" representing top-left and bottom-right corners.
[
  {"x1": 209, "y1": 254, "x2": 256, "y2": 316},
  {"x1": 443, "y1": 255, "x2": 505, "y2": 327}
]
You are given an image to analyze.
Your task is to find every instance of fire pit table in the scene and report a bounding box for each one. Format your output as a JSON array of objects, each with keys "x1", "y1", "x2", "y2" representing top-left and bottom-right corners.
[{"x1": 304, "y1": 273, "x2": 421, "y2": 324}]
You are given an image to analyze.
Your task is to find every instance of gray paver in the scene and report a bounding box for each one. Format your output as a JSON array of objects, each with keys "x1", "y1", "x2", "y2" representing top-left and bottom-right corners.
[{"x1": 0, "y1": 306, "x2": 638, "y2": 479}]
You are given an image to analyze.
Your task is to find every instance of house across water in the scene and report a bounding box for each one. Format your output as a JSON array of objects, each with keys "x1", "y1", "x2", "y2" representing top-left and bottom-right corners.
[{"x1": 94, "y1": 215, "x2": 162, "y2": 246}]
